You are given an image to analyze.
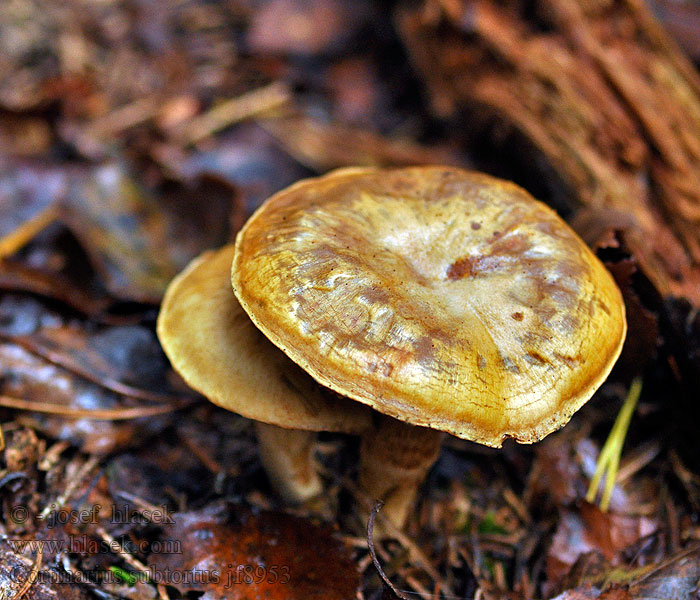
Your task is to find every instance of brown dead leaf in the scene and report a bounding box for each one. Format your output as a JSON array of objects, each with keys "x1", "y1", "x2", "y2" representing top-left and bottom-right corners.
[
  {"x1": 60, "y1": 162, "x2": 234, "y2": 303},
  {"x1": 0, "y1": 160, "x2": 235, "y2": 304},
  {"x1": 0, "y1": 293, "x2": 190, "y2": 400},
  {"x1": 0, "y1": 297, "x2": 183, "y2": 403},
  {"x1": 547, "y1": 503, "x2": 658, "y2": 588},
  {"x1": 552, "y1": 546, "x2": 700, "y2": 600},
  {"x1": 247, "y1": 0, "x2": 371, "y2": 56},
  {"x1": 0, "y1": 259, "x2": 113, "y2": 320},
  {"x1": 0, "y1": 341, "x2": 169, "y2": 455},
  {"x1": 0, "y1": 539, "x2": 89, "y2": 600},
  {"x1": 0, "y1": 0, "x2": 245, "y2": 117},
  {"x1": 260, "y1": 113, "x2": 463, "y2": 172},
  {"x1": 167, "y1": 123, "x2": 310, "y2": 221},
  {"x1": 148, "y1": 501, "x2": 359, "y2": 599}
]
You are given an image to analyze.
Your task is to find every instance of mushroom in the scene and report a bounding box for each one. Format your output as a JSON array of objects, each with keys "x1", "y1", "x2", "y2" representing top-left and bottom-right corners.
[
  {"x1": 157, "y1": 244, "x2": 372, "y2": 504},
  {"x1": 231, "y1": 166, "x2": 627, "y2": 527}
]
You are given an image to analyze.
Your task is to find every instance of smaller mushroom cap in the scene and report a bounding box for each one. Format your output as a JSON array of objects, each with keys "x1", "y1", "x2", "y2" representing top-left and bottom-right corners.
[
  {"x1": 157, "y1": 244, "x2": 372, "y2": 433},
  {"x1": 232, "y1": 166, "x2": 627, "y2": 447}
]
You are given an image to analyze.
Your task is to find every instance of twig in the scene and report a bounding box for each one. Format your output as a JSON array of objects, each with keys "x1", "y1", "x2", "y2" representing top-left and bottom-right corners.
[
  {"x1": 404, "y1": 574, "x2": 434, "y2": 600},
  {"x1": 12, "y1": 542, "x2": 43, "y2": 600},
  {"x1": 347, "y1": 478, "x2": 444, "y2": 583},
  {"x1": 86, "y1": 97, "x2": 159, "y2": 137},
  {"x1": 0, "y1": 205, "x2": 60, "y2": 259},
  {"x1": 179, "y1": 81, "x2": 290, "y2": 144},
  {"x1": 3, "y1": 333, "x2": 194, "y2": 405},
  {"x1": 501, "y1": 487, "x2": 530, "y2": 524},
  {"x1": 95, "y1": 526, "x2": 150, "y2": 576},
  {"x1": 367, "y1": 501, "x2": 408, "y2": 600},
  {"x1": 39, "y1": 455, "x2": 100, "y2": 520},
  {"x1": 38, "y1": 441, "x2": 71, "y2": 471},
  {"x1": 0, "y1": 394, "x2": 192, "y2": 420},
  {"x1": 114, "y1": 491, "x2": 169, "y2": 517}
]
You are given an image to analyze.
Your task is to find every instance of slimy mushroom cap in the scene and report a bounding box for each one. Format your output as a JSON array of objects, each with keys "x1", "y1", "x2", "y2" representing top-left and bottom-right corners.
[
  {"x1": 232, "y1": 166, "x2": 626, "y2": 447},
  {"x1": 157, "y1": 244, "x2": 372, "y2": 433}
]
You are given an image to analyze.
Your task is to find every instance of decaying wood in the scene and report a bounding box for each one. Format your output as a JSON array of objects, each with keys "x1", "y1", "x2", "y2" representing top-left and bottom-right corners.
[{"x1": 397, "y1": 0, "x2": 700, "y2": 305}]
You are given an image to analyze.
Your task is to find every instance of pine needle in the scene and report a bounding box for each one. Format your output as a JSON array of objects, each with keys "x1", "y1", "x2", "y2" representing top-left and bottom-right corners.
[{"x1": 586, "y1": 378, "x2": 643, "y2": 511}]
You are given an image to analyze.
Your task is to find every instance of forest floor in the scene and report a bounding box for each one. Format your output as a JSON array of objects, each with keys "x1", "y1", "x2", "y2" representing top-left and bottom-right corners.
[{"x1": 1, "y1": 1, "x2": 700, "y2": 599}]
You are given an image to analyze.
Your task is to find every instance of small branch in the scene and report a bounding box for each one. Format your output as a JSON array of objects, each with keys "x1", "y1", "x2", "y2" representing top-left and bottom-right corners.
[
  {"x1": 0, "y1": 205, "x2": 60, "y2": 259},
  {"x1": 12, "y1": 543, "x2": 43, "y2": 600},
  {"x1": 39, "y1": 455, "x2": 100, "y2": 520},
  {"x1": 367, "y1": 501, "x2": 408, "y2": 600},
  {"x1": 0, "y1": 394, "x2": 193, "y2": 420},
  {"x1": 178, "y1": 82, "x2": 291, "y2": 144}
]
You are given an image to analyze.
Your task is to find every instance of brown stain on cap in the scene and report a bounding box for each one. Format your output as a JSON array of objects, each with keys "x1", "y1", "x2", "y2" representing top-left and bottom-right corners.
[{"x1": 447, "y1": 256, "x2": 476, "y2": 280}]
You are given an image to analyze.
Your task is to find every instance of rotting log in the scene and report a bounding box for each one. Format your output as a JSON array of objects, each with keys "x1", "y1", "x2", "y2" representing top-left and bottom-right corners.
[{"x1": 397, "y1": 0, "x2": 700, "y2": 306}]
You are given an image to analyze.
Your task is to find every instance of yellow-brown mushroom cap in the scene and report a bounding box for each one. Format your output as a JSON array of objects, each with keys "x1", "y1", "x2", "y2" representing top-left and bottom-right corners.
[
  {"x1": 232, "y1": 166, "x2": 627, "y2": 447},
  {"x1": 157, "y1": 244, "x2": 372, "y2": 433}
]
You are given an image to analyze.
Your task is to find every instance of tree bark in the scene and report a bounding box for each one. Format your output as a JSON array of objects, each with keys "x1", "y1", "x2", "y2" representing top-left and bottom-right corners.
[{"x1": 397, "y1": 0, "x2": 700, "y2": 306}]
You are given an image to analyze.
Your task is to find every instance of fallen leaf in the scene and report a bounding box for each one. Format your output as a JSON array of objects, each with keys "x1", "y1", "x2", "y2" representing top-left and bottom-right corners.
[
  {"x1": 551, "y1": 583, "x2": 626, "y2": 599},
  {"x1": 547, "y1": 503, "x2": 658, "y2": 589},
  {"x1": 260, "y1": 113, "x2": 463, "y2": 172},
  {"x1": 61, "y1": 162, "x2": 233, "y2": 303},
  {"x1": 0, "y1": 259, "x2": 113, "y2": 320},
  {"x1": 148, "y1": 501, "x2": 360, "y2": 599},
  {"x1": 0, "y1": 341, "x2": 170, "y2": 455},
  {"x1": 169, "y1": 123, "x2": 311, "y2": 220},
  {"x1": 528, "y1": 432, "x2": 590, "y2": 508},
  {"x1": 247, "y1": 0, "x2": 371, "y2": 56},
  {"x1": 0, "y1": 539, "x2": 89, "y2": 600},
  {"x1": 627, "y1": 547, "x2": 700, "y2": 600},
  {"x1": 0, "y1": 160, "x2": 235, "y2": 304},
  {"x1": 551, "y1": 547, "x2": 700, "y2": 600},
  {"x1": 0, "y1": 294, "x2": 188, "y2": 400},
  {"x1": 0, "y1": 163, "x2": 118, "y2": 315}
]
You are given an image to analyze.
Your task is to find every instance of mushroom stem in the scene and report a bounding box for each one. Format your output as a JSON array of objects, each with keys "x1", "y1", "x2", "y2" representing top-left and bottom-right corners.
[
  {"x1": 359, "y1": 415, "x2": 443, "y2": 529},
  {"x1": 254, "y1": 422, "x2": 322, "y2": 504}
]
